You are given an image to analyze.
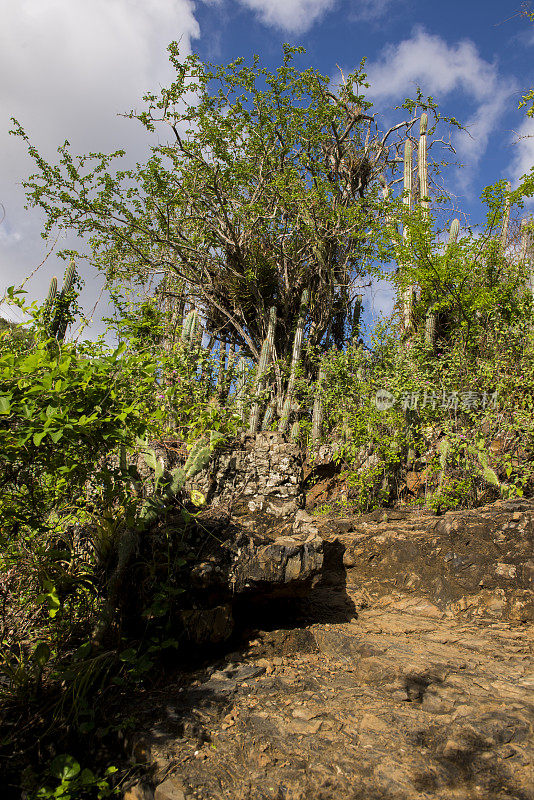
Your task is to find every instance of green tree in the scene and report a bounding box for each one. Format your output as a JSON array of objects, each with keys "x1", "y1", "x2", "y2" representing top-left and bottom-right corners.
[{"x1": 11, "y1": 45, "x2": 455, "y2": 383}]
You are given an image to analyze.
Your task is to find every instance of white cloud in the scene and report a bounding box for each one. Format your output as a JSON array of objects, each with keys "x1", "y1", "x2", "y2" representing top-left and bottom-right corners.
[
  {"x1": 234, "y1": 0, "x2": 336, "y2": 34},
  {"x1": 365, "y1": 28, "x2": 517, "y2": 173},
  {"x1": 510, "y1": 117, "x2": 534, "y2": 186},
  {"x1": 0, "y1": 0, "x2": 200, "y2": 333},
  {"x1": 350, "y1": 0, "x2": 398, "y2": 23}
]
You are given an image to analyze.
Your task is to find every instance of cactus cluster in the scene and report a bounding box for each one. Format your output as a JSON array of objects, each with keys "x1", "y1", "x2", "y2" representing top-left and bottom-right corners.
[
  {"x1": 42, "y1": 260, "x2": 77, "y2": 341},
  {"x1": 138, "y1": 436, "x2": 216, "y2": 529},
  {"x1": 181, "y1": 309, "x2": 199, "y2": 347},
  {"x1": 279, "y1": 290, "x2": 309, "y2": 434},
  {"x1": 248, "y1": 306, "x2": 277, "y2": 434}
]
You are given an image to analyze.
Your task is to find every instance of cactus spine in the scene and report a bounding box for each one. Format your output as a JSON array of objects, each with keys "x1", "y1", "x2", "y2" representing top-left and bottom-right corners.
[
  {"x1": 279, "y1": 290, "x2": 309, "y2": 434},
  {"x1": 248, "y1": 306, "x2": 277, "y2": 434},
  {"x1": 402, "y1": 140, "x2": 414, "y2": 334}
]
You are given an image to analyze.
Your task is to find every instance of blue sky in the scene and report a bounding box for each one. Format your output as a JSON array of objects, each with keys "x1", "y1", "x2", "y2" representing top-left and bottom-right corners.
[{"x1": 0, "y1": 0, "x2": 532, "y2": 333}]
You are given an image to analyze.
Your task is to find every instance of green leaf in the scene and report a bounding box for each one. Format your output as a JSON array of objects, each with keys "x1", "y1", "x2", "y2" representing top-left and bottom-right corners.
[
  {"x1": 119, "y1": 648, "x2": 137, "y2": 663},
  {"x1": 50, "y1": 754, "x2": 81, "y2": 781},
  {"x1": 80, "y1": 768, "x2": 95, "y2": 784},
  {"x1": 33, "y1": 431, "x2": 47, "y2": 446},
  {"x1": 32, "y1": 642, "x2": 51, "y2": 669},
  {"x1": 0, "y1": 395, "x2": 12, "y2": 415}
]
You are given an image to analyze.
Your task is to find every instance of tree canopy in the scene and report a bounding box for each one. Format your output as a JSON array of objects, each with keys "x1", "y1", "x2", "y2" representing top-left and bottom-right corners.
[{"x1": 12, "y1": 44, "x2": 456, "y2": 368}]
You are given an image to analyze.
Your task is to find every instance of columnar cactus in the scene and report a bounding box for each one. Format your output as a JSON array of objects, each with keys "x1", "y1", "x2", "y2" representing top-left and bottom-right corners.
[
  {"x1": 50, "y1": 260, "x2": 77, "y2": 341},
  {"x1": 42, "y1": 276, "x2": 57, "y2": 326},
  {"x1": 351, "y1": 294, "x2": 363, "y2": 343},
  {"x1": 235, "y1": 357, "x2": 247, "y2": 423},
  {"x1": 448, "y1": 218, "x2": 460, "y2": 246},
  {"x1": 402, "y1": 140, "x2": 415, "y2": 333},
  {"x1": 248, "y1": 306, "x2": 277, "y2": 434},
  {"x1": 261, "y1": 396, "x2": 277, "y2": 430},
  {"x1": 520, "y1": 218, "x2": 534, "y2": 299},
  {"x1": 192, "y1": 314, "x2": 204, "y2": 349},
  {"x1": 424, "y1": 311, "x2": 436, "y2": 347},
  {"x1": 180, "y1": 309, "x2": 198, "y2": 345},
  {"x1": 311, "y1": 365, "x2": 325, "y2": 442},
  {"x1": 278, "y1": 290, "x2": 309, "y2": 434},
  {"x1": 403, "y1": 139, "x2": 413, "y2": 214},
  {"x1": 220, "y1": 341, "x2": 236, "y2": 402},
  {"x1": 216, "y1": 340, "x2": 226, "y2": 397},
  {"x1": 418, "y1": 113, "x2": 429, "y2": 217}
]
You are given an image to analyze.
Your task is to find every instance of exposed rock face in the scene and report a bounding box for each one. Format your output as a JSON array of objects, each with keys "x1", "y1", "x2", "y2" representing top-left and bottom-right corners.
[
  {"x1": 124, "y1": 498, "x2": 534, "y2": 800},
  {"x1": 190, "y1": 432, "x2": 304, "y2": 518},
  {"x1": 230, "y1": 533, "x2": 324, "y2": 594},
  {"x1": 176, "y1": 529, "x2": 324, "y2": 644},
  {"x1": 305, "y1": 497, "x2": 534, "y2": 622}
]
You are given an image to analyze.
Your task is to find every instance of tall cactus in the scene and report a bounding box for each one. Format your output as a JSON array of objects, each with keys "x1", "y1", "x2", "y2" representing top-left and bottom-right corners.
[
  {"x1": 521, "y1": 218, "x2": 534, "y2": 299},
  {"x1": 279, "y1": 290, "x2": 309, "y2": 434},
  {"x1": 248, "y1": 306, "x2": 277, "y2": 434},
  {"x1": 311, "y1": 365, "x2": 325, "y2": 442},
  {"x1": 402, "y1": 140, "x2": 415, "y2": 334},
  {"x1": 448, "y1": 218, "x2": 460, "y2": 247},
  {"x1": 261, "y1": 395, "x2": 277, "y2": 431},
  {"x1": 181, "y1": 309, "x2": 198, "y2": 346},
  {"x1": 42, "y1": 276, "x2": 57, "y2": 326},
  {"x1": 235, "y1": 357, "x2": 247, "y2": 424},
  {"x1": 192, "y1": 314, "x2": 204, "y2": 349},
  {"x1": 351, "y1": 294, "x2": 363, "y2": 343},
  {"x1": 424, "y1": 311, "x2": 436, "y2": 347},
  {"x1": 418, "y1": 113, "x2": 429, "y2": 218},
  {"x1": 215, "y1": 340, "x2": 226, "y2": 398},
  {"x1": 50, "y1": 260, "x2": 76, "y2": 341}
]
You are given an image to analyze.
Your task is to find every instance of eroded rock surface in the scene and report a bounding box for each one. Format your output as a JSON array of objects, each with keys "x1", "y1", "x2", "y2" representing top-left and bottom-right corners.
[
  {"x1": 125, "y1": 498, "x2": 534, "y2": 800},
  {"x1": 190, "y1": 432, "x2": 304, "y2": 517}
]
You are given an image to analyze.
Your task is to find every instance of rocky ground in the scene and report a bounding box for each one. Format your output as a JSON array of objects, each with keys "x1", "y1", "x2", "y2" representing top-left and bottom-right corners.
[{"x1": 124, "y1": 497, "x2": 534, "y2": 800}]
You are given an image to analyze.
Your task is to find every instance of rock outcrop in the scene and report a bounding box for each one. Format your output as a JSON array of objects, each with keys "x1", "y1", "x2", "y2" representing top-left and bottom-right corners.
[
  {"x1": 190, "y1": 432, "x2": 304, "y2": 517},
  {"x1": 123, "y1": 497, "x2": 533, "y2": 800}
]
